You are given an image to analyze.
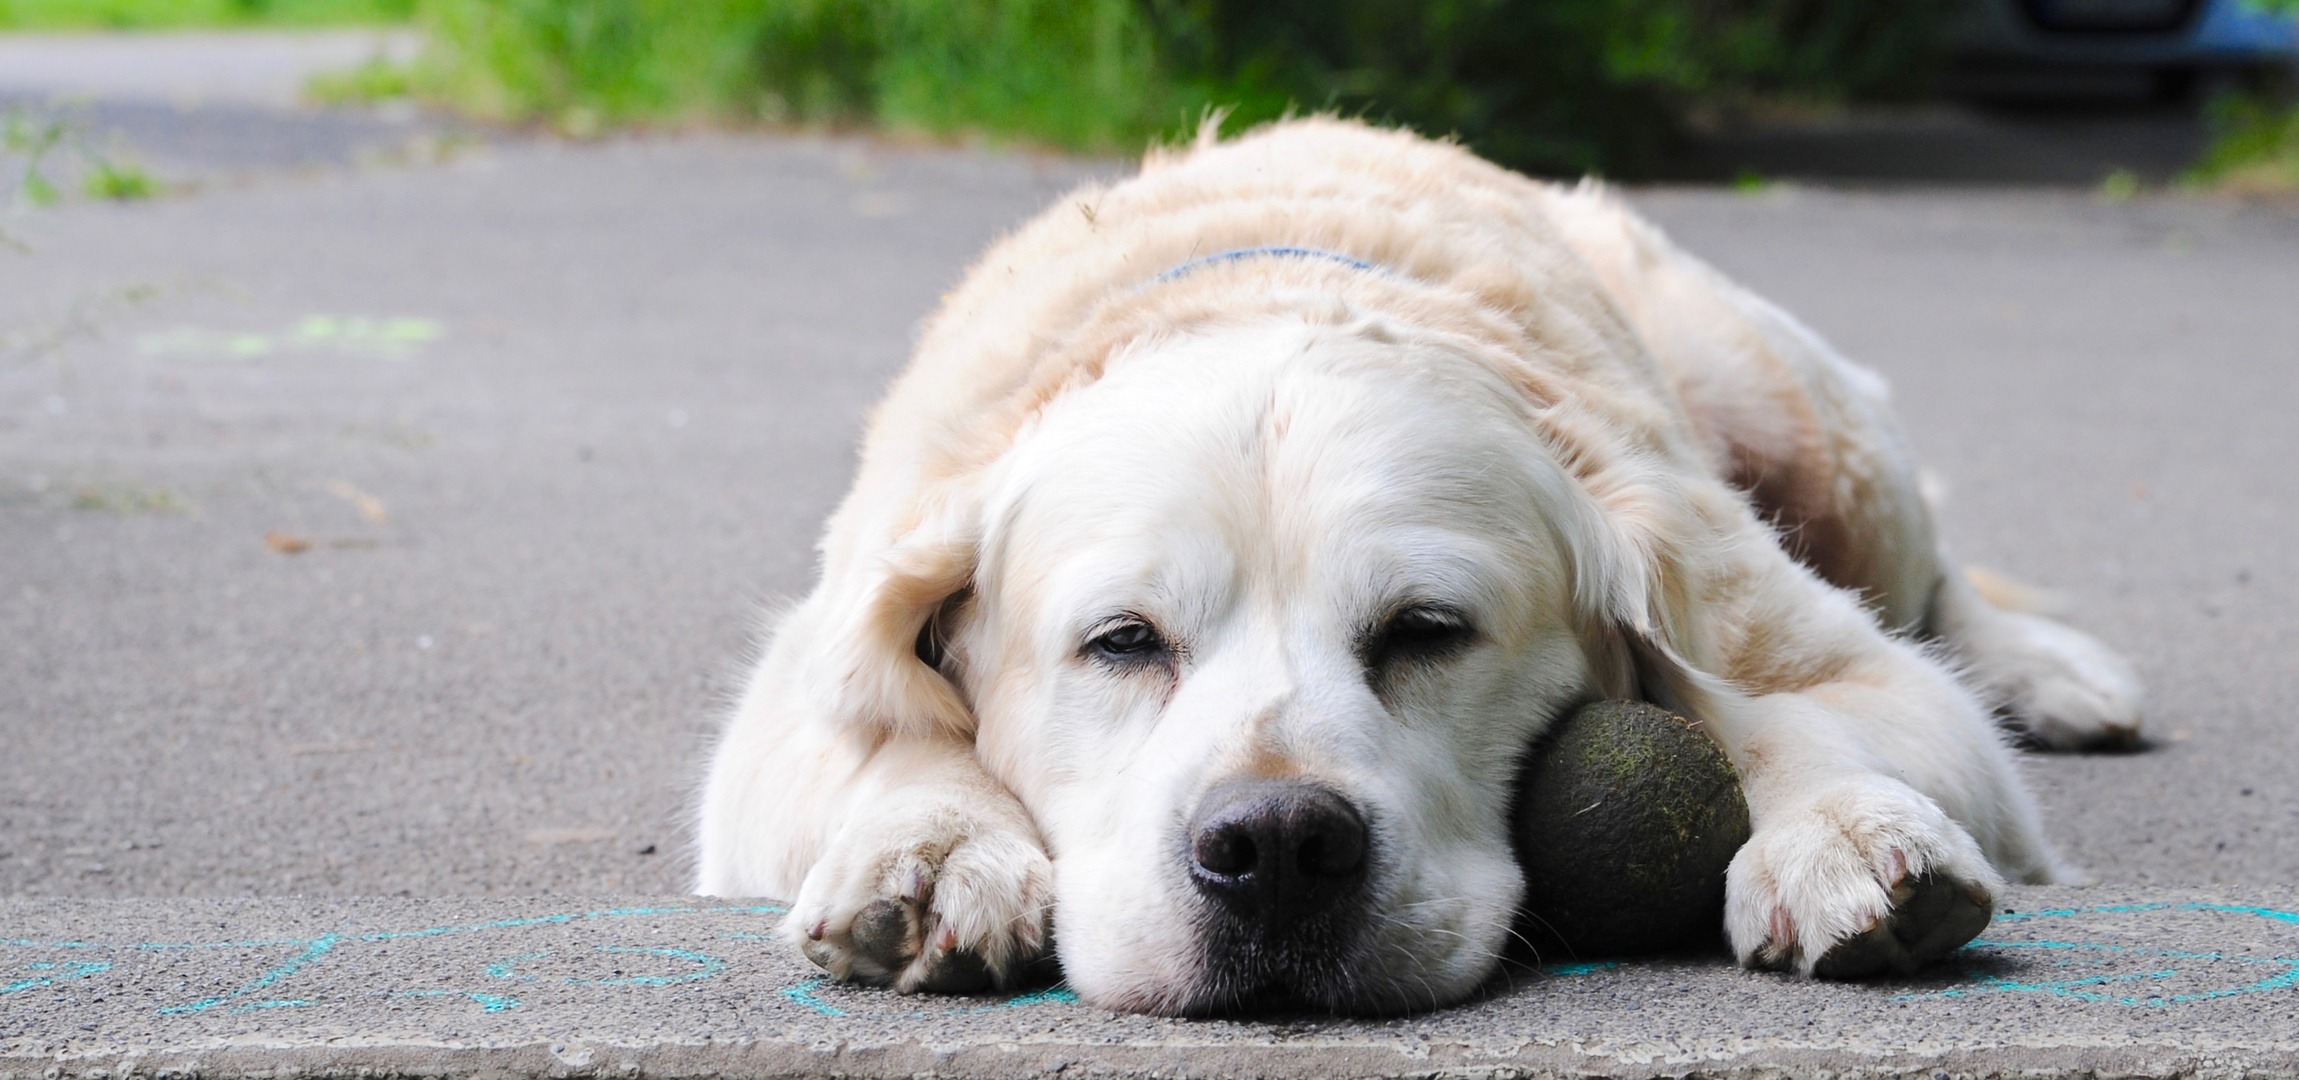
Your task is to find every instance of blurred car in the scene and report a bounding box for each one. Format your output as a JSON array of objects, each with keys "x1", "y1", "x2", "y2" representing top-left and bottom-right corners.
[{"x1": 1953, "y1": 0, "x2": 2299, "y2": 101}]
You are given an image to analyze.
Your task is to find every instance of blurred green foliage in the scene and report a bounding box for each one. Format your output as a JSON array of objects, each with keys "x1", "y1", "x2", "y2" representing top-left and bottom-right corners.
[
  {"x1": 82, "y1": 156, "x2": 160, "y2": 200},
  {"x1": 409, "y1": 0, "x2": 1958, "y2": 175},
  {"x1": 2186, "y1": 92, "x2": 2299, "y2": 195},
  {"x1": 4, "y1": 106, "x2": 166, "y2": 207},
  {"x1": 304, "y1": 53, "x2": 420, "y2": 104},
  {"x1": 4, "y1": 108, "x2": 70, "y2": 208},
  {"x1": 1145, "y1": 0, "x2": 1953, "y2": 172},
  {"x1": 415, "y1": 0, "x2": 1174, "y2": 150},
  {"x1": 0, "y1": 0, "x2": 414, "y2": 28},
  {"x1": 0, "y1": 0, "x2": 1961, "y2": 175}
]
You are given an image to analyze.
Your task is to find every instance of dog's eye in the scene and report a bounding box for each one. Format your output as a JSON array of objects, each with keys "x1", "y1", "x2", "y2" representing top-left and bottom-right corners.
[
  {"x1": 1367, "y1": 604, "x2": 1475, "y2": 666},
  {"x1": 1085, "y1": 618, "x2": 1168, "y2": 665}
]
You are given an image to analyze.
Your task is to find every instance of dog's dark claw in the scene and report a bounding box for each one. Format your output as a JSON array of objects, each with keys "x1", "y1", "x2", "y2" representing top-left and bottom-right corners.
[{"x1": 918, "y1": 948, "x2": 994, "y2": 994}]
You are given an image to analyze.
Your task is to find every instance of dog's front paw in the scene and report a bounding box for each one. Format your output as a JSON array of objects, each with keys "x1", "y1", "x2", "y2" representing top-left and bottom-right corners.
[
  {"x1": 784, "y1": 800, "x2": 1052, "y2": 993},
  {"x1": 1724, "y1": 776, "x2": 2002, "y2": 978}
]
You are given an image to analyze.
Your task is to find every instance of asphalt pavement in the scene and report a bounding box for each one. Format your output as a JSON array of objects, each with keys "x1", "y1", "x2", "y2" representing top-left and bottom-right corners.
[
  {"x1": 5, "y1": 31, "x2": 2299, "y2": 1079},
  {"x1": 8, "y1": 889, "x2": 2299, "y2": 1079},
  {"x1": 0, "y1": 31, "x2": 456, "y2": 180}
]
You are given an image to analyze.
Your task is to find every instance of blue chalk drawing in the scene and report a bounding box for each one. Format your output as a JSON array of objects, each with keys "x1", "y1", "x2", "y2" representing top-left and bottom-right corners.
[
  {"x1": 485, "y1": 951, "x2": 548, "y2": 981},
  {"x1": 3, "y1": 904, "x2": 785, "y2": 1017},
  {"x1": 485, "y1": 945, "x2": 725, "y2": 987},
  {"x1": 157, "y1": 933, "x2": 341, "y2": 1015},
  {"x1": 389, "y1": 988, "x2": 526, "y2": 1012},
  {"x1": 989, "y1": 983, "x2": 1079, "y2": 1008},
  {"x1": 2, "y1": 960, "x2": 112, "y2": 994},
  {"x1": 2, "y1": 901, "x2": 1091, "y2": 1021},
  {"x1": 1540, "y1": 960, "x2": 1621, "y2": 977},
  {"x1": 782, "y1": 977, "x2": 846, "y2": 1016},
  {"x1": 1899, "y1": 902, "x2": 2299, "y2": 1006},
  {"x1": 949, "y1": 983, "x2": 1080, "y2": 1014},
  {"x1": 582, "y1": 945, "x2": 726, "y2": 986}
]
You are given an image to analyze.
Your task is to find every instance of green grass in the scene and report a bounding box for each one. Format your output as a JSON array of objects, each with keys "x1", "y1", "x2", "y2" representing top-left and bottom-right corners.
[
  {"x1": 82, "y1": 156, "x2": 159, "y2": 199},
  {"x1": 304, "y1": 53, "x2": 417, "y2": 104},
  {"x1": 412, "y1": 0, "x2": 1210, "y2": 152},
  {"x1": 2186, "y1": 94, "x2": 2299, "y2": 197},
  {"x1": 4, "y1": 108, "x2": 69, "y2": 206},
  {"x1": 2096, "y1": 167, "x2": 2142, "y2": 202},
  {"x1": 0, "y1": 0, "x2": 414, "y2": 30},
  {"x1": 6, "y1": 106, "x2": 165, "y2": 205}
]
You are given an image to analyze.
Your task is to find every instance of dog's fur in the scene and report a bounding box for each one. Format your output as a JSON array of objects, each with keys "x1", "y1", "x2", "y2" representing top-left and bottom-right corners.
[{"x1": 696, "y1": 120, "x2": 2141, "y2": 1015}]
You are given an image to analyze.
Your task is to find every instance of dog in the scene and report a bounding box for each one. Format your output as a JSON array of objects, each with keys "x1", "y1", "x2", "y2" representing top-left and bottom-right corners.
[{"x1": 696, "y1": 119, "x2": 2141, "y2": 1015}]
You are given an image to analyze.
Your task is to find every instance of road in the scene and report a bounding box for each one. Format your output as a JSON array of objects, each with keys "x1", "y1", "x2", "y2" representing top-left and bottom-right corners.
[
  {"x1": 7, "y1": 888, "x2": 2299, "y2": 1079},
  {"x1": 4, "y1": 33, "x2": 2299, "y2": 1078}
]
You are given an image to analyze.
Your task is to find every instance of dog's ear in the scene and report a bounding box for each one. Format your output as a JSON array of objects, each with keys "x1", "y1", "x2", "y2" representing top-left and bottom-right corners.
[
  {"x1": 1555, "y1": 444, "x2": 1718, "y2": 718},
  {"x1": 772, "y1": 490, "x2": 983, "y2": 743}
]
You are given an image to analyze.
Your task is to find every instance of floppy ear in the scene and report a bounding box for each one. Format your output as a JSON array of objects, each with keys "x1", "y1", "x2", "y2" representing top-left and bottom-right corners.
[
  {"x1": 776, "y1": 489, "x2": 984, "y2": 743},
  {"x1": 1552, "y1": 439, "x2": 1721, "y2": 719}
]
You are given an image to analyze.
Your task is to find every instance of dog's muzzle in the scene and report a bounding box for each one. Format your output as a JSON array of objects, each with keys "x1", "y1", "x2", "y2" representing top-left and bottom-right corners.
[{"x1": 1182, "y1": 779, "x2": 1374, "y2": 1011}]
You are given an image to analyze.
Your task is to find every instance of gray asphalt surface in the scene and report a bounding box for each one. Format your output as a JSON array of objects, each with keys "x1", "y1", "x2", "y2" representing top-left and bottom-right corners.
[
  {"x1": 4, "y1": 31, "x2": 2299, "y2": 1076},
  {"x1": 7, "y1": 888, "x2": 2299, "y2": 1078},
  {"x1": 1, "y1": 32, "x2": 460, "y2": 180},
  {"x1": 3, "y1": 131, "x2": 1110, "y2": 896},
  {"x1": 8, "y1": 129, "x2": 2298, "y2": 898},
  {"x1": 0, "y1": 32, "x2": 417, "y2": 108}
]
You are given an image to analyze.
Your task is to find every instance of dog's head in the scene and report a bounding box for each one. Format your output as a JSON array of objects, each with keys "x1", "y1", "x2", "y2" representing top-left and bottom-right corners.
[{"x1": 807, "y1": 310, "x2": 1697, "y2": 1014}]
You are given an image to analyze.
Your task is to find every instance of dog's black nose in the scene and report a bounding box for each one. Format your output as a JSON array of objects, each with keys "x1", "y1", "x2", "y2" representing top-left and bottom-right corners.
[{"x1": 1187, "y1": 781, "x2": 1368, "y2": 920}]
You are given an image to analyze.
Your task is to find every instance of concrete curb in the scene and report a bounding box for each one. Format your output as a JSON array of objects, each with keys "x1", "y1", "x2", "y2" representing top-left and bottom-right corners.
[{"x1": 7, "y1": 887, "x2": 2299, "y2": 1078}]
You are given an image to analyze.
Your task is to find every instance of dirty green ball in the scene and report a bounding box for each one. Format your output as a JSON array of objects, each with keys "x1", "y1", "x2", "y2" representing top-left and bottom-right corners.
[{"x1": 1512, "y1": 700, "x2": 1751, "y2": 959}]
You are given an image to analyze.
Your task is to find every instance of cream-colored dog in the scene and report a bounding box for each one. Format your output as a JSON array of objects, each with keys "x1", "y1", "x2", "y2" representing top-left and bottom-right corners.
[{"x1": 697, "y1": 119, "x2": 2140, "y2": 1015}]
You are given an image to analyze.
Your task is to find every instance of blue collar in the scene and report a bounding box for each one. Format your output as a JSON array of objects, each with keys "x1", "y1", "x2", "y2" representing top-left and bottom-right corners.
[{"x1": 1152, "y1": 246, "x2": 1380, "y2": 283}]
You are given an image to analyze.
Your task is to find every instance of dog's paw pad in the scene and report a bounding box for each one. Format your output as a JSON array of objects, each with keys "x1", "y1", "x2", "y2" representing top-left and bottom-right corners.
[
  {"x1": 785, "y1": 804, "x2": 1052, "y2": 994},
  {"x1": 1809, "y1": 873, "x2": 1993, "y2": 978},
  {"x1": 1726, "y1": 779, "x2": 2002, "y2": 979},
  {"x1": 847, "y1": 898, "x2": 920, "y2": 972}
]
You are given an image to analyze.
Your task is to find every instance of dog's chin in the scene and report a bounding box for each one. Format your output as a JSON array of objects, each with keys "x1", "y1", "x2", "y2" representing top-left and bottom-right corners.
[
  {"x1": 1061, "y1": 906, "x2": 1506, "y2": 1018},
  {"x1": 1177, "y1": 906, "x2": 1378, "y2": 1017}
]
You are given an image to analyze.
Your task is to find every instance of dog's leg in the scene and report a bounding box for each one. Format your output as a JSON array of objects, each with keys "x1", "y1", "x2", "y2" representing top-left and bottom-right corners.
[
  {"x1": 1540, "y1": 185, "x2": 2141, "y2": 752},
  {"x1": 1924, "y1": 566, "x2": 2143, "y2": 750},
  {"x1": 697, "y1": 631, "x2": 1052, "y2": 993},
  {"x1": 786, "y1": 737, "x2": 1052, "y2": 993},
  {"x1": 1711, "y1": 678, "x2": 2040, "y2": 976},
  {"x1": 1668, "y1": 563, "x2": 2069, "y2": 977}
]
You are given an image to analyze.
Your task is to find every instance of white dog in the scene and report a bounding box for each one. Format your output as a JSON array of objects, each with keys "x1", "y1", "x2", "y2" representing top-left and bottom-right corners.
[{"x1": 697, "y1": 119, "x2": 2140, "y2": 1015}]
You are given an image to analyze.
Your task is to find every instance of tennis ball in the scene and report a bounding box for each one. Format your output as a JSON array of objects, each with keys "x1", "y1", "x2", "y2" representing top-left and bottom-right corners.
[{"x1": 1512, "y1": 700, "x2": 1751, "y2": 959}]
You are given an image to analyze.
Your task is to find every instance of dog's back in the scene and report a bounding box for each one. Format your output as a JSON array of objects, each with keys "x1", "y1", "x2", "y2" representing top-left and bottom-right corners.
[{"x1": 859, "y1": 119, "x2": 1932, "y2": 629}]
